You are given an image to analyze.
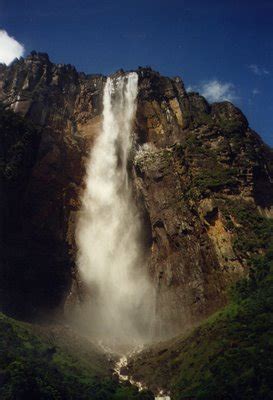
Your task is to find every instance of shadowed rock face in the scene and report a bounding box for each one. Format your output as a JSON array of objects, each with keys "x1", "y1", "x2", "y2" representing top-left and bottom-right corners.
[
  {"x1": 1, "y1": 53, "x2": 273, "y2": 334},
  {"x1": 0, "y1": 52, "x2": 105, "y2": 319}
]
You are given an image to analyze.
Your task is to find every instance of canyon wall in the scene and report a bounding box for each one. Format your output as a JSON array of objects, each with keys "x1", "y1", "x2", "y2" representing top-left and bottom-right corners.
[{"x1": 1, "y1": 53, "x2": 273, "y2": 333}]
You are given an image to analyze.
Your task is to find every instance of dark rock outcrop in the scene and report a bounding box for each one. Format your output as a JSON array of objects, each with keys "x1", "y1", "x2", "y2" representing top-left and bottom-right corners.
[{"x1": 0, "y1": 53, "x2": 105, "y2": 318}]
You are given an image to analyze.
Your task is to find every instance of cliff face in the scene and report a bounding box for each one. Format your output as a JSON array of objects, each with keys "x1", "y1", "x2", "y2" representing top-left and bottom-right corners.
[
  {"x1": 1, "y1": 53, "x2": 273, "y2": 333},
  {"x1": 0, "y1": 52, "x2": 105, "y2": 318},
  {"x1": 134, "y1": 70, "x2": 273, "y2": 334}
]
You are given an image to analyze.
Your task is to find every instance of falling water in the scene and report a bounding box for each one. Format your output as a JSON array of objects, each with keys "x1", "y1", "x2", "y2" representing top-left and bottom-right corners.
[{"x1": 76, "y1": 73, "x2": 154, "y2": 348}]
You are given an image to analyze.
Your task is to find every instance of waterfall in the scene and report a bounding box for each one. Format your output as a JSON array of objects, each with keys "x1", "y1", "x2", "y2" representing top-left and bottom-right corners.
[{"x1": 76, "y1": 73, "x2": 154, "y2": 347}]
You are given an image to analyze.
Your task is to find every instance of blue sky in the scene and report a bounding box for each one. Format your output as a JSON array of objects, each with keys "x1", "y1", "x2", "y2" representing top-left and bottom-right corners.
[{"x1": 0, "y1": 0, "x2": 272, "y2": 145}]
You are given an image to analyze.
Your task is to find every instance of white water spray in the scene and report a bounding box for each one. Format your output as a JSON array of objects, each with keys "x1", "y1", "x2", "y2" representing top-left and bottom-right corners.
[{"x1": 76, "y1": 73, "x2": 154, "y2": 347}]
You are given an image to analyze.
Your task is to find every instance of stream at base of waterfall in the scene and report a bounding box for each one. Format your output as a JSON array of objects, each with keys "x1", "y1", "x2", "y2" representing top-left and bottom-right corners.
[
  {"x1": 113, "y1": 351, "x2": 171, "y2": 400},
  {"x1": 95, "y1": 340, "x2": 171, "y2": 399},
  {"x1": 114, "y1": 349, "x2": 171, "y2": 400}
]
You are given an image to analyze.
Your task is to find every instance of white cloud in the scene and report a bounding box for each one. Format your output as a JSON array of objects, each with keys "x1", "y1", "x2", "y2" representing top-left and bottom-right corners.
[
  {"x1": 252, "y1": 88, "x2": 260, "y2": 96},
  {"x1": 187, "y1": 80, "x2": 237, "y2": 103},
  {"x1": 248, "y1": 64, "x2": 270, "y2": 76},
  {"x1": 186, "y1": 85, "x2": 194, "y2": 92},
  {"x1": 0, "y1": 30, "x2": 24, "y2": 65}
]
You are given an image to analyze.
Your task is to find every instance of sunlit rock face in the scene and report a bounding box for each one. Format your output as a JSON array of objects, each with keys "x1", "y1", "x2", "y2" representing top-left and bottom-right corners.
[
  {"x1": 134, "y1": 68, "x2": 273, "y2": 335},
  {"x1": 1, "y1": 53, "x2": 273, "y2": 336}
]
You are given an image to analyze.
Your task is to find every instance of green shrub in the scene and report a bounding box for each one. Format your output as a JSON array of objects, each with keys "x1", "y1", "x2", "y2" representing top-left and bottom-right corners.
[
  {"x1": 217, "y1": 118, "x2": 243, "y2": 134},
  {"x1": 193, "y1": 167, "x2": 238, "y2": 191},
  {"x1": 0, "y1": 314, "x2": 150, "y2": 400}
]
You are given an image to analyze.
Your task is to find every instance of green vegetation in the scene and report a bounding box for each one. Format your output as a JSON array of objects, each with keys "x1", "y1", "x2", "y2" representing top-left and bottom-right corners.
[
  {"x1": 184, "y1": 133, "x2": 203, "y2": 150},
  {"x1": 172, "y1": 248, "x2": 273, "y2": 400},
  {"x1": 193, "y1": 167, "x2": 238, "y2": 192},
  {"x1": 184, "y1": 164, "x2": 239, "y2": 201},
  {"x1": 128, "y1": 246, "x2": 273, "y2": 399},
  {"x1": 182, "y1": 131, "x2": 242, "y2": 198},
  {"x1": 127, "y1": 199, "x2": 273, "y2": 399},
  {"x1": 183, "y1": 111, "x2": 214, "y2": 130},
  {"x1": 217, "y1": 118, "x2": 243, "y2": 134},
  {"x1": 193, "y1": 113, "x2": 215, "y2": 129},
  {"x1": 0, "y1": 314, "x2": 153, "y2": 400},
  {"x1": 220, "y1": 200, "x2": 273, "y2": 256}
]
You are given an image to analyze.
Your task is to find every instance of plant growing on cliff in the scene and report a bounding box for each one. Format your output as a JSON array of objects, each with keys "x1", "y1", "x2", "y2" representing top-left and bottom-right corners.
[
  {"x1": 220, "y1": 200, "x2": 273, "y2": 257},
  {"x1": 193, "y1": 167, "x2": 238, "y2": 191},
  {"x1": 184, "y1": 166, "x2": 239, "y2": 201}
]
